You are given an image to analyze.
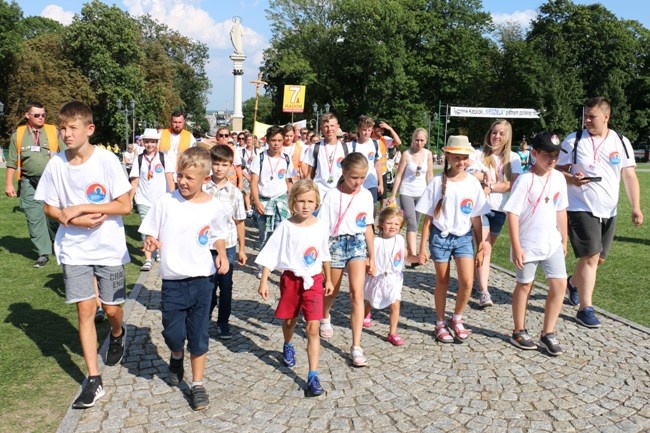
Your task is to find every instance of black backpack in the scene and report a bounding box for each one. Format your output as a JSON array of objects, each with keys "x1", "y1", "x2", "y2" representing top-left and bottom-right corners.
[
  {"x1": 137, "y1": 151, "x2": 165, "y2": 171},
  {"x1": 572, "y1": 129, "x2": 630, "y2": 164},
  {"x1": 259, "y1": 150, "x2": 291, "y2": 173},
  {"x1": 311, "y1": 139, "x2": 379, "y2": 171}
]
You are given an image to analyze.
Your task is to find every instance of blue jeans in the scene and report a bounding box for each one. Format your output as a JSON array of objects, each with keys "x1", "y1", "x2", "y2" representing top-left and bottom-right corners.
[{"x1": 210, "y1": 247, "x2": 236, "y2": 324}]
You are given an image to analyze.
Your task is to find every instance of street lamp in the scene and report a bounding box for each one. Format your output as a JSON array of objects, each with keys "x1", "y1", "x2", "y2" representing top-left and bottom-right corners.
[
  {"x1": 116, "y1": 98, "x2": 135, "y2": 150},
  {"x1": 312, "y1": 102, "x2": 330, "y2": 135},
  {"x1": 0, "y1": 101, "x2": 4, "y2": 116}
]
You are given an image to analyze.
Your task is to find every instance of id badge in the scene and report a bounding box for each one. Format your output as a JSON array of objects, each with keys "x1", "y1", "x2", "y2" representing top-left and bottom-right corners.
[{"x1": 30, "y1": 146, "x2": 41, "y2": 152}]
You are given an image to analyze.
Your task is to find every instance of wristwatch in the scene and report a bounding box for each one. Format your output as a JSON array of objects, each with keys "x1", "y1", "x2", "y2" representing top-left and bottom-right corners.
[{"x1": 489, "y1": 183, "x2": 495, "y2": 192}]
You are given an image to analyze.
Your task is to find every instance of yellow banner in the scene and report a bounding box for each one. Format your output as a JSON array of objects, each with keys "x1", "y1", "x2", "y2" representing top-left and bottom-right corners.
[
  {"x1": 253, "y1": 121, "x2": 273, "y2": 139},
  {"x1": 282, "y1": 85, "x2": 306, "y2": 113}
]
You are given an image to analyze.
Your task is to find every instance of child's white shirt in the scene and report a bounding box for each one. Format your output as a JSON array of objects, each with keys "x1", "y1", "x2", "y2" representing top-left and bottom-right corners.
[
  {"x1": 503, "y1": 169, "x2": 568, "y2": 262},
  {"x1": 138, "y1": 191, "x2": 229, "y2": 280},
  {"x1": 416, "y1": 173, "x2": 489, "y2": 237},
  {"x1": 250, "y1": 150, "x2": 296, "y2": 197},
  {"x1": 34, "y1": 147, "x2": 131, "y2": 266},
  {"x1": 129, "y1": 151, "x2": 174, "y2": 207},
  {"x1": 318, "y1": 187, "x2": 374, "y2": 236},
  {"x1": 255, "y1": 219, "x2": 331, "y2": 289},
  {"x1": 364, "y1": 234, "x2": 405, "y2": 309}
]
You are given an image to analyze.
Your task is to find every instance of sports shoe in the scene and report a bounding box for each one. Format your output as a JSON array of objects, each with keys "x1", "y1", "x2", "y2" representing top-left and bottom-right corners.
[
  {"x1": 168, "y1": 355, "x2": 184, "y2": 386},
  {"x1": 191, "y1": 385, "x2": 210, "y2": 411},
  {"x1": 510, "y1": 330, "x2": 537, "y2": 350},
  {"x1": 217, "y1": 324, "x2": 232, "y2": 340},
  {"x1": 94, "y1": 307, "x2": 105, "y2": 324},
  {"x1": 566, "y1": 276, "x2": 579, "y2": 306},
  {"x1": 539, "y1": 333, "x2": 563, "y2": 356},
  {"x1": 283, "y1": 343, "x2": 296, "y2": 367},
  {"x1": 33, "y1": 255, "x2": 49, "y2": 268},
  {"x1": 140, "y1": 259, "x2": 153, "y2": 271},
  {"x1": 306, "y1": 374, "x2": 325, "y2": 397},
  {"x1": 576, "y1": 306, "x2": 601, "y2": 328},
  {"x1": 350, "y1": 346, "x2": 368, "y2": 367},
  {"x1": 72, "y1": 376, "x2": 105, "y2": 409},
  {"x1": 105, "y1": 325, "x2": 126, "y2": 366},
  {"x1": 478, "y1": 291, "x2": 493, "y2": 308}
]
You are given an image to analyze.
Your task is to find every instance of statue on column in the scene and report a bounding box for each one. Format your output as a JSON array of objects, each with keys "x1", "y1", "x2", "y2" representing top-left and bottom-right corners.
[{"x1": 230, "y1": 16, "x2": 244, "y2": 55}]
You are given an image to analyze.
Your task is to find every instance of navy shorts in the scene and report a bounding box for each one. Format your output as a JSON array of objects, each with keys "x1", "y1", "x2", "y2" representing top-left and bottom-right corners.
[{"x1": 481, "y1": 210, "x2": 507, "y2": 236}]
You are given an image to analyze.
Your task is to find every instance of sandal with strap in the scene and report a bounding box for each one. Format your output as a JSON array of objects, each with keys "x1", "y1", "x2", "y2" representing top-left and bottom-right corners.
[
  {"x1": 449, "y1": 318, "x2": 471, "y2": 342},
  {"x1": 319, "y1": 322, "x2": 333, "y2": 339},
  {"x1": 362, "y1": 313, "x2": 373, "y2": 328},
  {"x1": 387, "y1": 333, "x2": 405, "y2": 346},
  {"x1": 350, "y1": 346, "x2": 367, "y2": 367},
  {"x1": 435, "y1": 323, "x2": 454, "y2": 343}
]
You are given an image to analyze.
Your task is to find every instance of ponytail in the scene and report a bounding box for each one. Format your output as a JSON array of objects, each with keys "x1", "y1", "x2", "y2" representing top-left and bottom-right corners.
[{"x1": 433, "y1": 157, "x2": 449, "y2": 218}]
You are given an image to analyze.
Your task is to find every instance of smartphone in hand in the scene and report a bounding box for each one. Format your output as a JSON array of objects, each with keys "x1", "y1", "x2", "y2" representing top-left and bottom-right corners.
[{"x1": 582, "y1": 176, "x2": 602, "y2": 182}]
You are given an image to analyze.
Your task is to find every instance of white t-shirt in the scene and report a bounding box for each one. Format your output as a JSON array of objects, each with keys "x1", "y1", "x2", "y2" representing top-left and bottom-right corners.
[
  {"x1": 302, "y1": 141, "x2": 347, "y2": 197},
  {"x1": 318, "y1": 187, "x2": 374, "y2": 236},
  {"x1": 471, "y1": 150, "x2": 522, "y2": 211},
  {"x1": 255, "y1": 219, "x2": 331, "y2": 288},
  {"x1": 34, "y1": 147, "x2": 131, "y2": 266},
  {"x1": 503, "y1": 170, "x2": 568, "y2": 262},
  {"x1": 250, "y1": 150, "x2": 296, "y2": 197},
  {"x1": 364, "y1": 234, "x2": 406, "y2": 309},
  {"x1": 240, "y1": 146, "x2": 259, "y2": 176},
  {"x1": 415, "y1": 173, "x2": 489, "y2": 237},
  {"x1": 346, "y1": 140, "x2": 382, "y2": 189},
  {"x1": 138, "y1": 191, "x2": 229, "y2": 280},
  {"x1": 129, "y1": 152, "x2": 174, "y2": 207},
  {"x1": 558, "y1": 130, "x2": 635, "y2": 218},
  {"x1": 203, "y1": 179, "x2": 246, "y2": 249}
]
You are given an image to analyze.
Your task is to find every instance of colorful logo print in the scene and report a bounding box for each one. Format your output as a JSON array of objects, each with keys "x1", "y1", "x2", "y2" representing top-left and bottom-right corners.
[
  {"x1": 85, "y1": 183, "x2": 107, "y2": 203},
  {"x1": 553, "y1": 191, "x2": 560, "y2": 206},
  {"x1": 393, "y1": 250, "x2": 403, "y2": 267},
  {"x1": 336, "y1": 157, "x2": 344, "y2": 168},
  {"x1": 196, "y1": 225, "x2": 210, "y2": 247},
  {"x1": 608, "y1": 151, "x2": 620, "y2": 165},
  {"x1": 303, "y1": 246, "x2": 318, "y2": 266},
  {"x1": 355, "y1": 212, "x2": 368, "y2": 227},
  {"x1": 459, "y1": 198, "x2": 474, "y2": 215},
  {"x1": 278, "y1": 169, "x2": 286, "y2": 179},
  {"x1": 367, "y1": 152, "x2": 375, "y2": 161},
  {"x1": 155, "y1": 164, "x2": 164, "y2": 173}
]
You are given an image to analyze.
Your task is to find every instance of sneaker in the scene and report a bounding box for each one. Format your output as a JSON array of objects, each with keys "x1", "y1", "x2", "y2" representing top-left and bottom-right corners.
[
  {"x1": 509, "y1": 330, "x2": 537, "y2": 350},
  {"x1": 539, "y1": 333, "x2": 563, "y2": 356},
  {"x1": 72, "y1": 376, "x2": 105, "y2": 409},
  {"x1": 154, "y1": 250, "x2": 161, "y2": 262},
  {"x1": 168, "y1": 355, "x2": 184, "y2": 386},
  {"x1": 217, "y1": 324, "x2": 232, "y2": 340},
  {"x1": 566, "y1": 276, "x2": 579, "y2": 306},
  {"x1": 105, "y1": 325, "x2": 126, "y2": 366},
  {"x1": 140, "y1": 259, "x2": 153, "y2": 272},
  {"x1": 33, "y1": 255, "x2": 49, "y2": 268},
  {"x1": 191, "y1": 385, "x2": 210, "y2": 411},
  {"x1": 362, "y1": 313, "x2": 373, "y2": 328},
  {"x1": 283, "y1": 343, "x2": 296, "y2": 367},
  {"x1": 478, "y1": 291, "x2": 493, "y2": 308},
  {"x1": 94, "y1": 308, "x2": 105, "y2": 324},
  {"x1": 576, "y1": 306, "x2": 602, "y2": 328},
  {"x1": 306, "y1": 374, "x2": 325, "y2": 397},
  {"x1": 350, "y1": 346, "x2": 368, "y2": 367}
]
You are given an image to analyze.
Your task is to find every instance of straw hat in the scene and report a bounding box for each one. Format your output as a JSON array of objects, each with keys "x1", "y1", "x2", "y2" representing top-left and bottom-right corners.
[
  {"x1": 442, "y1": 135, "x2": 474, "y2": 155},
  {"x1": 140, "y1": 128, "x2": 160, "y2": 140}
]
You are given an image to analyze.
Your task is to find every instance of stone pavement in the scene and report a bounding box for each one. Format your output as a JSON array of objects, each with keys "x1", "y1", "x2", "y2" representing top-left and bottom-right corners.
[{"x1": 58, "y1": 222, "x2": 650, "y2": 433}]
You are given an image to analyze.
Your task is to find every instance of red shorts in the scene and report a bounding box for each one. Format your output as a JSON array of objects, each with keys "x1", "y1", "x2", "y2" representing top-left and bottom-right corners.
[{"x1": 275, "y1": 271, "x2": 324, "y2": 321}]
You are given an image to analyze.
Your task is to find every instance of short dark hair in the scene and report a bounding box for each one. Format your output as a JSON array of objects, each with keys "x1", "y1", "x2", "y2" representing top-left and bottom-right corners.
[
  {"x1": 25, "y1": 101, "x2": 44, "y2": 112},
  {"x1": 585, "y1": 96, "x2": 611, "y2": 115},
  {"x1": 171, "y1": 110, "x2": 185, "y2": 119},
  {"x1": 266, "y1": 125, "x2": 285, "y2": 140},
  {"x1": 210, "y1": 144, "x2": 234, "y2": 163}
]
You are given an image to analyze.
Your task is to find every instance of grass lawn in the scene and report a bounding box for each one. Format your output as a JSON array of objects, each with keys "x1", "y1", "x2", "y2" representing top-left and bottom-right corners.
[{"x1": 0, "y1": 168, "x2": 145, "y2": 433}]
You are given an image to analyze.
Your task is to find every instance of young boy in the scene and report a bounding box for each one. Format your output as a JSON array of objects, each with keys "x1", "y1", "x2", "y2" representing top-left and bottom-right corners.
[
  {"x1": 347, "y1": 115, "x2": 384, "y2": 203},
  {"x1": 504, "y1": 131, "x2": 569, "y2": 356},
  {"x1": 35, "y1": 101, "x2": 132, "y2": 409},
  {"x1": 205, "y1": 145, "x2": 248, "y2": 339},
  {"x1": 139, "y1": 147, "x2": 230, "y2": 410}
]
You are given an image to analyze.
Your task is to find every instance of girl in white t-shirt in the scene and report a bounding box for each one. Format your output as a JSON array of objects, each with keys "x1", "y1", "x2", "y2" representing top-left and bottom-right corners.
[
  {"x1": 318, "y1": 152, "x2": 375, "y2": 367},
  {"x1": 362, "y1": 206, "x2": 418, "y2": 346},
  {"x1": 416, "y1": 136, "x2": 489, "y2": 344},
  {"x1": 256, "y1": 180, "x2": 334, "y2": 396}
]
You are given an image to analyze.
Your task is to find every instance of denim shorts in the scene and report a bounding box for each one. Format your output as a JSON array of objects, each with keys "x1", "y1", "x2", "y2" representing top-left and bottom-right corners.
[
  {"x1": 62, "y1": 264, "x2": 126, "y2": 305},
  {"x1": 429, "y1": 226, "x2": 474, "y2": 262},
  {"x1": 329, "y1": 233, "x2": 367, "y2": 268},
  {"x1": 481, "y1": 210, "x2": 507, "y2": 236}
]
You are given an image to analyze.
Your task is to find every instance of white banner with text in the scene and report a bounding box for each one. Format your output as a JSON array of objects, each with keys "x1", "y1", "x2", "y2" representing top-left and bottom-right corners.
[{"x1": 449, "y1": 106, "x2": 540, "y2": 119}]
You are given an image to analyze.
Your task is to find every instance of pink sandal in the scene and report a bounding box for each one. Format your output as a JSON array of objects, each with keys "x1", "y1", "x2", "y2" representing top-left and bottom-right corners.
[
  {"x1": 362, "y1": 313, "x2": 373, "y2": 328},
  {"x1": 449, "y1": 318, "x2": 471, "y2": 342},
  {"x1": 435, "y1": 323, "x2": 454, "y2": 343},
  {"x1": 387, "y1": 333, "x2": 405, "y2": 346}
]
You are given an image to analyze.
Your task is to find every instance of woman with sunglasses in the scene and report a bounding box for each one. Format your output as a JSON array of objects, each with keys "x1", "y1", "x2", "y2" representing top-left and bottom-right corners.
[{"x1": 387, "y1": 128, "x2": 434, "y2": 259}]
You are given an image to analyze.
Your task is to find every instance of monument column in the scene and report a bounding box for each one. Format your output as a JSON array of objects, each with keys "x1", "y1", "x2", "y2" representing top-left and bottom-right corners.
[{"x1": 230, "y1": 17, "x2": 246, "y2": 132}]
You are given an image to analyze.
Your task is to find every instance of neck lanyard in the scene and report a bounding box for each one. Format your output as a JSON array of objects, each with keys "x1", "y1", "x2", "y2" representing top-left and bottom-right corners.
[
  {"x1": 332, "y1": 187, "x2": 358, "y2": 236},
  {"x1": 380, "y1": 234, "x2": 398, "y2": 275},
  {"x1": 29, "y1": 126, "x2": 41, "y2": 147},
  {"x1": 144, "y1": 153, "x2": 155, "y2": 180},
  {"x1": 267, "y1": 153, "x2": 282, "y2": 180},
  {"x1": 324, "y1": 143, "x2": 338, "y2": 183},
  {"x1": 526, "y1": 171, "x2": 551, "y2": 214},
  {"x1": 590, "y1": 129, "x2": 610, "y2": 163}
]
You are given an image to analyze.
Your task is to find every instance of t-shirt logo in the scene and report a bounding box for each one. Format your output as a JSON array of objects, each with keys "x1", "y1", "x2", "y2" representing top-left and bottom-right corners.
[
  {"x1": 553, "y1": 191, "x2": 560, "y2": 206},
  {"x1": 196, "y1": 225, "x2": 210, "y2": 247},
  {"x1": 278, "y1": 169, "x2": 286, "y2": 179},
  {"x1": 86, "y1": 183, "x2": 107, "y2": 203},
  {"x1": 155, "y1": 164, "x2": 164, "y2": 173},
  {"x1": 459, "y1": 198, "x2": 474, "y2": 215},
  {"x1": 393, "y1": 250, "x2": 403, "y2": 267},
  {"x1": 608, "y1": 151, "x2": 620, "y2": 165},
  {"x1": 355, "y1": 212, "x2": 368, "y2": 227},
  {"x1": 367, "y1": 152, "x2": 376, "y2": 161},
  {"x1": 336, "y1": 157, "x2": 344, "y2": 168},
  {"x1": 303, "y1": 246, "x2": 318, "y2": 266}
]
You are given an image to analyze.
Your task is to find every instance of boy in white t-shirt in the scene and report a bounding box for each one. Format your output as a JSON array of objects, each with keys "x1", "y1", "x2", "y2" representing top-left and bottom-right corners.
[
  {"x1": 35, "y1": 101, "x2": 132, "y2": 409},
  {"x1": 346, "y1": 115, "x2": 383, "y2": 203},
  {"x1": 504, "y1": 132, "x2": 568, "y2": 356},
  {"x1": 303, "y1": 113, "x2": 347, "y2": 198},
  {"x1": 139, "y1": 147, "x2": 230, "y2": 411}
]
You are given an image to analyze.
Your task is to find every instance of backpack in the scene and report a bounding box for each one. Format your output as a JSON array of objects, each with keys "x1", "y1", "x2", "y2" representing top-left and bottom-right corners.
[
  {"x1": 572, "y1": 129, "x2": 630, "y2": 164},
  {"x1": 137, "y1": 151, "x2": 165, "y2": 172},
  {"x1": 241, "y1": 147, "x2": 258, "y2": 169},
  {"x1": 259, "y1": 151, "x2": 291, "y2": 174},
  {"x1": 311, "y1": 139, "x2": 379, "y2": 171}
]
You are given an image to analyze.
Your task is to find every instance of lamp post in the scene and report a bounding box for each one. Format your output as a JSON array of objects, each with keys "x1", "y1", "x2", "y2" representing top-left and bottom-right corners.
[
  {"x1": 312, "y1": 102, "x2": 330, "y2": 135},
  {"x1": 116, "y1": 98, "x2": 135, "y2": 150},
  {"x1": 0, "y1": 101, "x2": 4, "y2": 116}
]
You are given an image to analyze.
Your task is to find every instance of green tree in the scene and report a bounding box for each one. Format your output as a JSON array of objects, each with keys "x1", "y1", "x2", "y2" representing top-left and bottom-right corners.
[
  {"x1": 0, "y1": 0, "x2": 23, "y2": 123},
  {"x1": 18, "y1": 16, "x2": 63, "y2": 39},
  {"x1": 242, "y1": 94, "x2": 273, "y2": 132}
]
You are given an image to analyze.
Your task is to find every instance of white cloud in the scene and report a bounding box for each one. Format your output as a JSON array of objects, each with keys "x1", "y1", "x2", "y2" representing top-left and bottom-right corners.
[
  {"x1": 491, "y1": 10, "x2": 538, "y2": 28},
  {"x1": 41, "y1": 5, "x2": 75, "y2": 25}
]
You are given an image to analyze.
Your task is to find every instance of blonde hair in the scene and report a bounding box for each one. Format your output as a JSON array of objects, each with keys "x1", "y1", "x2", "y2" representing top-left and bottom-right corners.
[
  {"x1": 411, "y1": 127, "x2": 428, "y2": 145},
  {"x1": 177, "y1": 147, "x2": 211, "y2": 175},
  {"x1": 378, "y1": 206, "x2": 405, "y2": 231},
  {"x1": 288, "y1": 179, "x2": 321, "y2": 215},
  {"x1": 481, "y1": 119, "x2": 514, "y2": 181},
  {"x1": 337, "y1": 152, "x2": 369, "y2": 186}
]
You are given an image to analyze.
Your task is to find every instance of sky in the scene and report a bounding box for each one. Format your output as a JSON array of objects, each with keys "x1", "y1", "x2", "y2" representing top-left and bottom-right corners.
[{"x1": 18, "y1": 0, "x2": 650, "y2": 111}]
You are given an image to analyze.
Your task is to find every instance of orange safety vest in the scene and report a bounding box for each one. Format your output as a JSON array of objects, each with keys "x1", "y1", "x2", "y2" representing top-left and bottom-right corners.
[
  {"x1": 15, "y1": 124, "x2": 60, "y2": 180},
  {"x1": 159, "y1": 129, "x2": 192, "y2": 153}
]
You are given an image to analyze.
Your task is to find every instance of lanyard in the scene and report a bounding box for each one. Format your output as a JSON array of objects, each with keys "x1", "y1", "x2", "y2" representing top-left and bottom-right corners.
[
  {"x1": 526, "y1": 172, "x2": 551, "y2": 215},
  {"x1": 267, "y1": 153, "x2": 282, "y2": 180},
  {"x1": 144, "y1": 153, "x2": 155, "y2": 180},
  {"x1": 332, "y1": 187, "x2": 358, "y2": 236},
  {"x1": 324, "y1": 143, "x2": 338, "y2": 179},
  {"x1": 29, "y1": 127, "x2": 41, "y2": 147},
  {"x1": 590, "y1": 129, "x2": 610, "y2": 163}
]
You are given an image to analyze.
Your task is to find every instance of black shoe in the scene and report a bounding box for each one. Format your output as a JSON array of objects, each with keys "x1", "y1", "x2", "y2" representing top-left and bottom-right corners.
[
  {"x1": 94, "y1": 308, "x2": 105, "y2": 324},
  {"x1": 509, "y1": 330, "x2": 537, "y2": 350},
  {"x1": 191, "y1": 385, "x2": 210, "y2": 411},
  {"x1": 105, "y1": 325, "x2": 126, "y2": 366},
  {"x1": 33, "y1": 255, "x2": 49, "y2": 268},
  {"x1": 72, "y1": 376, "x2": 105, "y2": 409},
  {"x1": 539, "y1": 333, "x2": 563, "y2": 356},
  {"x1": 169, "y1": 355, "x2": 184, "y2": 386},
  {"x1": 217, "y1": 324, "x2": 233, "y2": 340}
]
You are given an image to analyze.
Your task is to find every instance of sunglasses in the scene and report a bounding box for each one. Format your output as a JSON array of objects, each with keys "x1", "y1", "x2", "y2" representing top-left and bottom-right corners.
[
  {"x1": 218, "y1": 134, "x2": 230, "y2": 138},
  {"x1": 30, "y1": 113, "x2": 46, "y2": 118},
  {"x1": 238, "y1": 136, "x2": 245, "y2": 140}
]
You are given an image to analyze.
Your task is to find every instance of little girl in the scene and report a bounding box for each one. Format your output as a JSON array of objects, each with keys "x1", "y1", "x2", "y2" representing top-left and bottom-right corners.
[
  {"x1": 362, "y1": 206, "x2": 418, "y2": 346},
  {"x1": 318, "y1": 152, "x2": 376, "y2": 367},
  {"x1": 415, "y1": 136, "x2": 490, "y2": 343},
  {"x1": 256, "y1": 180, "x2": 334, "y2": 397}
]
